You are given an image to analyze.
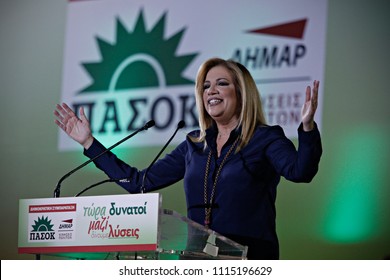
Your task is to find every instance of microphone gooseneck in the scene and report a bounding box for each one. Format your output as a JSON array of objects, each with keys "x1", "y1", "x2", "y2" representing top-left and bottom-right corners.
[
  {"x1": 140, "y1": 120, "x2": 186, "y2": 193},
  {"x1": 53, "y1": 120, "x2": 155, "y2": 198},
  {"x1": 74, "y1": 178, "x2": 130, "y2": 197}
]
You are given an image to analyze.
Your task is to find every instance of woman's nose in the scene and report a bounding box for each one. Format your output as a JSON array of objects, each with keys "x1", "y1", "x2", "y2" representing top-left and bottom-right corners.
[{"x1": 207, "y1": 84, "x2": 218, "y2": 95}]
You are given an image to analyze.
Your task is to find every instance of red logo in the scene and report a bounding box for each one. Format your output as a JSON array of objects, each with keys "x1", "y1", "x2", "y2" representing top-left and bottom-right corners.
[{"x1": 246, "y1": 19, "x2": 307, "y2": 39}]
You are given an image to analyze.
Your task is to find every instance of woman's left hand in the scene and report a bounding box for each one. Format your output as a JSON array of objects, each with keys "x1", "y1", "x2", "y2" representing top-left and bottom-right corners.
[{"x1": 301, "y1": 80, "x2": 319, "y2": 131}]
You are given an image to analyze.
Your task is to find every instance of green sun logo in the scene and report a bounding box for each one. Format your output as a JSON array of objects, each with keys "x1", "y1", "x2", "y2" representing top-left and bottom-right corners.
[
  {"x1": 31, "y1": 216, "x2": 54, "y2": 232},
  {"x1": 79, "y1": 10, "x2": 198, "y2": 93}
]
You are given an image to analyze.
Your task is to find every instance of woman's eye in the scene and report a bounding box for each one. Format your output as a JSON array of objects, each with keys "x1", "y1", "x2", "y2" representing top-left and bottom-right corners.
[
  {"x1": 203, "y1": 84, "x2": 210, "y2": 90},
  {"x1": 218, "y1": 81, "x2": 229, "y2": 86}
]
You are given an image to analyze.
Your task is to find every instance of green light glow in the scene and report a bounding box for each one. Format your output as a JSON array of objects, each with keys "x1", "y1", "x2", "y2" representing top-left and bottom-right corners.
[{"x1": 321, "y1": 125, "x2": 388, "y2": 243}]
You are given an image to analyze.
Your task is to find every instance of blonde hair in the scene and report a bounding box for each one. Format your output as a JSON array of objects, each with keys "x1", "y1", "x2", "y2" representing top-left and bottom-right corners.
[{"x1": 193, "y1": 57, "x2": 267, "y2": 152}]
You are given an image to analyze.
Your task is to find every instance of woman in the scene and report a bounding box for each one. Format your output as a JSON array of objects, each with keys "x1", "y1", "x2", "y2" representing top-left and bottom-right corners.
[{"x1": 54, "y1": 58, "x2": 322, "y2": 259}]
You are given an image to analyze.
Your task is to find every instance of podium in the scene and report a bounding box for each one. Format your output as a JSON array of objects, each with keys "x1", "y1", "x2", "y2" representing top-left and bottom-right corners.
[{"x1": 18, "y1": 194, "x2": 247, "y2": 260}]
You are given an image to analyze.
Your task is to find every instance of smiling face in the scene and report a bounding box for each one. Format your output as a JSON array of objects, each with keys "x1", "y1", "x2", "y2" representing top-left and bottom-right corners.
[{"x1": 202, "y1": 65, "x2": 240, "y2": 125}]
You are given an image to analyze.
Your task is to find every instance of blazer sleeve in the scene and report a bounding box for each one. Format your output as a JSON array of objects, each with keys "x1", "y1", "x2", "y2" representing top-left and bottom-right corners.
[
  {"x1": 83, "y1": 138, "x2": 187, "y2": 193},
  {"x1": 265, "y1": 122, "x2": 322, "y2": 183}
]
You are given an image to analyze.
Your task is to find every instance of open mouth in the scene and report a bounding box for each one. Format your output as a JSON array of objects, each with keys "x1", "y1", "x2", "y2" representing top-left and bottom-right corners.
[{"x1": 208, "y1": 98, "x2": 223, "y2": 105}]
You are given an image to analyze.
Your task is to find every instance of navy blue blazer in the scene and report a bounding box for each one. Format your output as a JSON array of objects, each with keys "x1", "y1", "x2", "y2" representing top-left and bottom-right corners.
[{"x1": 84, "y1": 123, "x2": 322, "y2": 259}]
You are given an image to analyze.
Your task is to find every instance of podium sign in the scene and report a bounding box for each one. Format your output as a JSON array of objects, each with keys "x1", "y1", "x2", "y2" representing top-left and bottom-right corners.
[{"x1": 18, "y1": 193, "x2": 161, "y2": 255}]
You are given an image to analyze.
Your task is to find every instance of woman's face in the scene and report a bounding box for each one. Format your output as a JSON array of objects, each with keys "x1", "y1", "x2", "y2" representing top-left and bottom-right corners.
[{"x1": 202, "y1": 65, "x2": 239, "y2": 124}]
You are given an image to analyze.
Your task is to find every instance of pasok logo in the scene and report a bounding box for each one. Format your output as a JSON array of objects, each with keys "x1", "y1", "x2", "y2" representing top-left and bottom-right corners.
[
  {"x1": 79, "y1": 10, "x2": 196, "y2": 93},
  {"x1": 71, "y1": 10, "x2": 199, "y2": 137},
  {"x1": 29, "y1": 216, "x2": 56, "y2": 241}
]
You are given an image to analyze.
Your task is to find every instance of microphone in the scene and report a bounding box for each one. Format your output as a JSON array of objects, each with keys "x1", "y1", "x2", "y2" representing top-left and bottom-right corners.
[
  {"x1": 71, "y1": 120, "x2": 184, "y2": 197},
  {"x1": 53, "y1": 120, "x2": 155, "y2": 198},
  {"x1": 140, "y1": 120, "x2": 185, "y2": 193},
  {"x1": 74, "y1": 178, "x2": 129, "y2": 197}
]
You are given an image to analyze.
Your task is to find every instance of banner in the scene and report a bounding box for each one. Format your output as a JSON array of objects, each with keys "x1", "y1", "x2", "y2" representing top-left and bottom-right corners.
[
  {"x1": 18, "y1": 193, "x2": 161, "y2": 255},
  {"x1": 59, "y1": 0, "x2": 327, "y2": 150}
]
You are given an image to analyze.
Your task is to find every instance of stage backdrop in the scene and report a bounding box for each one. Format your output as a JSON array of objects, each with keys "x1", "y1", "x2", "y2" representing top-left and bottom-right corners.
[
  {"x1": 59, "y1": 0, "x2": 327, "y2": 151},
  {"x1": 1, "y1": 0, "x2": 389, "y2": 261}
]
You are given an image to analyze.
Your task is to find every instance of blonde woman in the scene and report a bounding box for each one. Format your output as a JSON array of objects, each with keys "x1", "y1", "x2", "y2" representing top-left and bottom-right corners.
[{"x1": 54, "y1": 58, "x2": 322, "y2": 259}]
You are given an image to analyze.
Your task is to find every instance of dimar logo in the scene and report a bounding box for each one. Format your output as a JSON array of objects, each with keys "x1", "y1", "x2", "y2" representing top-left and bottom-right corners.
[
  {"x1": 246, "y1": 18, "x2": 308, "y2": 39},
  {"x1": 29, "y1": 216, "x2": 56, "y2": 241},
  {"x1": 68, "y1": 10, "x2": 199, "y2": 135},
  {"x1": 231, "y1": 18, "x2": 309, "y2": 72}
]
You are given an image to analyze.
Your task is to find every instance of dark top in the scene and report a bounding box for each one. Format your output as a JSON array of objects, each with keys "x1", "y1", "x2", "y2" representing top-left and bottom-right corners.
[{"x1": 84, "y1": 123, "x2": 322, "y2": 259}]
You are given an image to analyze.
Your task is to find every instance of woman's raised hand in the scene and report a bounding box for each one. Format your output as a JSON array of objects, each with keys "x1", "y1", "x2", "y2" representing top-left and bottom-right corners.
[
  {"x1": 54, "y1": 103, "x2": 94, "y2": 149},
  {"x1": 301, "y1": 80, "x2": 319, "y2": 131}
]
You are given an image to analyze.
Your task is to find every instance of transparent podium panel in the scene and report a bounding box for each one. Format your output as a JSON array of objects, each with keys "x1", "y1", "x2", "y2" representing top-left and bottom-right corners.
[
  {"x1": 116, "y1": 209, "x2": 248, "y2": 260},
  {"x1": 160, "y1": 209, "x2": 248, "y2": 260}
]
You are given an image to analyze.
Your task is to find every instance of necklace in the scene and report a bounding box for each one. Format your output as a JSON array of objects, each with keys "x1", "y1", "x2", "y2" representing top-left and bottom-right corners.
[{"x1": 203, "y1": 137, "x2": 239, "y2": 228}]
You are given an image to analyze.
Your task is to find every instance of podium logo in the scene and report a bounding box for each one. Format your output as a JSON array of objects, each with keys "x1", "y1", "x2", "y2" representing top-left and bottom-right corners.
[
  {"x1": 59, "y1": 219, "x2": 74, "y2": 230},
  {"x1": 29, "y1": 216, "x2": 55, "y2": 241},
  {"x1": 58, "y1": 219, "x2": 75, "y2": 241}
]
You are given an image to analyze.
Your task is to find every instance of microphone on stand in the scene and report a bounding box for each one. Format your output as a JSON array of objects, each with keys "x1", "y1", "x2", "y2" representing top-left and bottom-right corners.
[
  {"x1": 140, "y1": 120, "x2": 186, "y2": 193},
  {"x1": 53, "y1": 120, "x2": 155, "y2": 198},
  {"x1": 73, "y1": 120, "x2": 186, "y2": 197},
  {"x1": 74, "y1": 178, "x2": 130, "y2": 197}
]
